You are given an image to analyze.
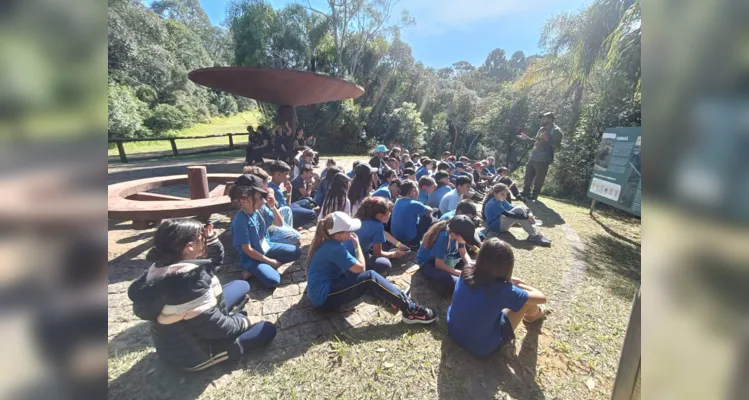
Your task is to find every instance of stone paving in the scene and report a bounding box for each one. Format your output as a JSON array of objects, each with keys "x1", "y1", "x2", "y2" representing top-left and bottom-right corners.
[{"x1": 108, "y1": 211, "x2": 450, "y2": 362}]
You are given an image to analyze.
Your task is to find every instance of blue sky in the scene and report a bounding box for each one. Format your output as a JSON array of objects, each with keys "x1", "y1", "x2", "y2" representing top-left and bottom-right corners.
[{"x1": 154, "y1": 0, "x2": 593, "y2": 69}]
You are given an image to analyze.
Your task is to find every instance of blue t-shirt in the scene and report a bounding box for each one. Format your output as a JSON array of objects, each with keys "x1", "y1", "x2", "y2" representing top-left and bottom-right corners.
[
  {"x1": 447, "y1": 278, "x2": 528, "y2": 356},
  {"x1": 391, "y1": 198, "x2": 430, "y2": 244},
  {"x1": 486, "y1": 165, "x2": 497, "y2": 175},
  {"x1": 306, "y1": 240, "x2": 360, "y2": 307},
  {"x1": 427, "y1": 185, "x2": 452, "y2": 208},
  {"x1": 483, "y1": 197, "x2": 513, "y2": 231},
  {"x1": 267, "y1": 182, "x2": 288, "y2": 207},
  {"x1": 372, "y1": 187, "x2": 392, "y2": 201},
  {"x1": 416, "y1": 229, "x2": 464, "y2": 265},
  {"x1": 321, "y1": 168, "x2": 328, "y2": 179},
  {"x1": 314, "y1": 180, "x2": 328, "y2": 205},
  {"x1": 347, "y1": 170, "x2": 355, "y2": 179},
  {"x1": 232, "y1": 209, "x2": 271, "y2": 266},
  {"x1": 355, "y1": 219, "x2": 386, "y2": 253},
  {"x1": 416, "y1": 166, "x2": 430, "y2": 179},
  {"x1": 439, "y1": 188, "x2": 462, "y2": 214},
  {"x1": 417, "y1": 189, "x2": 429, "y2": 204},
  {"x1": 439, "y1": 210, "x2": 456, "y2": 221}
]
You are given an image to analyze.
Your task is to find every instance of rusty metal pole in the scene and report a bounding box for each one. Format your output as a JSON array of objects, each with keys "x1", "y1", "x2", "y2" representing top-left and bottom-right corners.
[
  {"x1": 279, "y1": 105, "x2": 296, "y2": 135},
  {"x1": 187, "y1": 166, "x2": 211, "y2": 221}
]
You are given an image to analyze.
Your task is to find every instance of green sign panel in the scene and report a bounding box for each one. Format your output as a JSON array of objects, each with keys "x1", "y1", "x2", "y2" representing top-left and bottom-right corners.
[{"x1": 587, "y1": 127, "x2": 641, "y2": 216}]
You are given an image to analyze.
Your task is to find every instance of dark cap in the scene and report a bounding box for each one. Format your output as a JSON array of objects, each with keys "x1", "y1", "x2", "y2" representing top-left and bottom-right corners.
[
  {"x1": 448, "y1": 215, "x2": 482, "y2": 247},
  {"x1": 355, "y1": 163, "x2": 377, "y2": 175},
  {"x1": 455, "y1": 161, "x2": 465, "y2": 168},
  {"x1": 234, "y1": 174, "x2": 268, "y2": 194},
  {"x1": 538, "y1": 111, "x2": 555, "y2": 119}
]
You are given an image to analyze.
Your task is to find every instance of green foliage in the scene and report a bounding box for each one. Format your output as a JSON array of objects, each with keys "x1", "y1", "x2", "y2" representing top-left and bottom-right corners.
[
  {"x1": 108, "y1": 0, "x2": 242, "y2": 138},
  {"x1": 108, "y1": 84, "x2": 148, "y2": 138},
  {"x1": 145, "y1": 103, "x2": 191, "y2": 133},
  {"x1": 387, "y1": 102, "x2": 426, "y2": 150}
]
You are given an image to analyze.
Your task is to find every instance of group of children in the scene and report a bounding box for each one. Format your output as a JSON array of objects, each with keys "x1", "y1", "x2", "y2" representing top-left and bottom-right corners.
[{"x1": 128, "y1": 144, "x2": 551, "y2": 373}]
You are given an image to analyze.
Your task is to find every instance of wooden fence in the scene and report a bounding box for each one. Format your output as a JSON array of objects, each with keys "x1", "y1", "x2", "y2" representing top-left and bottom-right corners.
[{"x1": 109, "y1": 133, "x2": 248, "y2": 163}]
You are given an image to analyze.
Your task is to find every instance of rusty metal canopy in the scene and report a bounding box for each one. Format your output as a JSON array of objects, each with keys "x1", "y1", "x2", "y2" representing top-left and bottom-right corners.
[{"x1": 188, "y1": 67, "x2": 365, "y2": 106}]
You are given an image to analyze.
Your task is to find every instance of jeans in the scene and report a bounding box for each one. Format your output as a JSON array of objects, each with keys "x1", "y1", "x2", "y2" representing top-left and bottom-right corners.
[
  {"x1": 241, "y1": 243, "x2": 302, "y2": 288},
  {"x1": 222, "y1": 281, "x2": 277, "y2": 359},
  {"x1": 488, "y1": 206, "x2": 538, "y2": 237},
  {"x1": 268, "y1": 206, "x2": 301, "y2": 245},
  {"x1": 522, "y1": 161, "x2": 550, "y2": 197},
  {"x1": 365, "y1": 254, "x2": 392, "y2": 276},
  {"x1": 318, "y1": 270, "x2": 415, "y2": 313},
  {"x1": 420, "y1": 258, "x2": 465, "y2": 296},
  {"x1": 290, "y1": 199, "x2": 317, "y2": 228}
]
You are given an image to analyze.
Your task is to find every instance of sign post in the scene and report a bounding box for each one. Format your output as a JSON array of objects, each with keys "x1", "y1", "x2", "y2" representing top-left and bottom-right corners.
[{"x1": 587, "y1": 127, "x2": 641, "y2": 217}]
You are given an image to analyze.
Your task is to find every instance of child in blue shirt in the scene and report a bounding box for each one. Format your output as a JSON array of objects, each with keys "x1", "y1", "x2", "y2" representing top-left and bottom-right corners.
[
  {"x1": 416, "y1": 215, "x2": 481, "y2": 295},
  {"x1": 391, "y1": 181, "x2": 435, "y2": 248},
  {"x1": 416, "y1": 159, "x2": 434, "y2": 180},
  {"x1": 418, "y1": 176, "x2": 436, "y2": 205},
  {"x1": 242, "y1": 165, "x2": 301, "y2": 245},
  {"x1": 482, "y1": 184, "x2": 551, "y2": 246},
  {"x1": 230, "y1": 175, "x2": 302, "y2": 287},
  {"x1": 427, "y1": 172, "x2": 452, "y2": 209},
  {"x1": 267, "y1": 160, "x2": 317, "y2": 229},
  {"x1": 305, "y1": 212, "x2": 437, "y2": 324},
  {"x1": 448, "y1": 238, "x2": 547, "y2": 357},
  {"x1": 372, "y1": 178, "x2": 401, "y2": 201},
  {"x1": 353, "y1": 197, "x2": 410, "y2": 274},
  {"x1": 315, "y1": 166, "x2": 343, "y2": 206}
]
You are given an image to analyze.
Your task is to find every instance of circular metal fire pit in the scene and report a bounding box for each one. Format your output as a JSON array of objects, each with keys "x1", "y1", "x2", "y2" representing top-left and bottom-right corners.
[{"x1": 108, "y1": 166, "x2": 237, "y2": 228}]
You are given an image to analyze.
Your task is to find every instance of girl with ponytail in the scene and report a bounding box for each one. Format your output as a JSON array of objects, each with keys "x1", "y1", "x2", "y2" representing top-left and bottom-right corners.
[
  {"x1": 305, "y1": 212, "x2": 437, "y2": 324},
  {"x1": 482, "y1": 183, "x2": 551, "y2": 246},
  {"x1": 128, "y1": 219, "x2": 276, "y2": 372}
]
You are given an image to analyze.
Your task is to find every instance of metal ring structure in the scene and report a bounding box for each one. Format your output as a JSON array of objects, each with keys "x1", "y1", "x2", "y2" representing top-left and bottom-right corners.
[{"x1": 108, "y1": 171, "x2": 239, "y2": 222}]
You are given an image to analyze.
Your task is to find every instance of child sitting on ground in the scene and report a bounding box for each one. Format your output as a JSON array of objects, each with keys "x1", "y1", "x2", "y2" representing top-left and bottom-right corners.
[
  {"x1": 290, "y1": 164, "x2": 320, "y2": 204},
  {"x1": 416, "y1": 159, "x2": 434, "y2": 179},
  {"x1": 267, "y1": 160, "x2": 317, "y2": 228},
  {"x1": 372, "y1": 178, "x2": 401, "y2": 201},
  {"x1": 321, "y1": 159, "x2": 336, "y2": 179},
  {"x1": 379, "y1": 168, "x2": 397, "y2": 188},
  {"x1": 128, "y1": 219, "x2": 276, "y2": 372},
  {"x1": 347, "y1": 161, "x2": 360, "y2": 179},
  {"x1": 231, "y1": 175, "x2": 302, "y2": 287},
  {"x1": 439, "y1": 175, "x2": 473, "y2": 215},
  {"x1": 391, "y1": 181, "x2": 436, "y2": 249},
  {"x1": 305, "y1": 212, "x2": 437, "y2": 323},
  {"x1": 242, "y1": 166, "x2": 301, "y2": 245},
  {"x1": 482, "y1": 183, "x2": 551, "y2": 246},
  {"x1": 319, "y1": 172, "x2": 352, "y2": 220},
  {"x1": 428, "y1": 171, "x2": 452, "y2": 209},
  {"x1": 401, "y1": 168, "x2": 417, "y2": 182},
  {"x1": 447, "y1": 238, "x2": 547, "y2": 357},
  {"x1": 496, "y1": 167, "x2": 523, "y2": 201},
  {"x1": 416, "y1": 215, "x2": 481, "y2": 295},
  {"x1": 439, "y1": 199, "x2": 478, "y2": 221},
  {"x1": 352, "y1": 196, "x2": 411, "y2": 275},
  {"x1": 418, "y1": 176, "x2": 437, "y2": 205},
  {"x1": 316, "y1": 166, "x2": 343, "y2": 206}
]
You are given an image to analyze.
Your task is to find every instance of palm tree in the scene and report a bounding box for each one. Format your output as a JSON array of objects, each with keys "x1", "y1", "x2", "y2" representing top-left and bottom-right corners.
[{"x1": 516, "y1": 0, "x2": 641, "y2": 134}]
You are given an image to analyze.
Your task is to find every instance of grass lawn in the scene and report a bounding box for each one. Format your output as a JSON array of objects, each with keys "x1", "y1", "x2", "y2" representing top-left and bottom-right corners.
[
  {"x1": 108, "y1": 157, "x2": 640, "y2": 399},
  {"x1": 108, "y1": 110, "x2": 261, "y2": 157}
]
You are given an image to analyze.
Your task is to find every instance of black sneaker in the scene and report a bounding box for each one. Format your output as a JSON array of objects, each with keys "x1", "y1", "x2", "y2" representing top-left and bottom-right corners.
[
  {"x1": 402, "y1": 305, "x2": 438, "y2": 324},
  {"x1": 229, "y1": 294, "x2": 250, "y2": 314},
  {"x1": 527, "y1": 234, "x2": 552, "y2": 247}
]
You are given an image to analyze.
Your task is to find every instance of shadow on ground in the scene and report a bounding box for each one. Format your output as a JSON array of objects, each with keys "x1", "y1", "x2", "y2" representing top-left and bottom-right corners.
[
  {"x1": 435, "y1": 321, "x2": 546, "y2": 399},
  {"x1": 524, "y1": 199, "x2": 566, "y2": 228}
]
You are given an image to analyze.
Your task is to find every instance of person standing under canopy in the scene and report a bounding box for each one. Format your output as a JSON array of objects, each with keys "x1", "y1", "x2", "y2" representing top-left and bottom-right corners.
[{"x1": 517, "y1": 112, "x2": 564, "y2": 201}]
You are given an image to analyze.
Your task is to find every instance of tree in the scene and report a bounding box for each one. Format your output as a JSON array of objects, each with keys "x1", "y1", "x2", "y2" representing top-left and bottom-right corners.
[{"x1": 386, "y1": 102, "x2": 426, "y2": 150}]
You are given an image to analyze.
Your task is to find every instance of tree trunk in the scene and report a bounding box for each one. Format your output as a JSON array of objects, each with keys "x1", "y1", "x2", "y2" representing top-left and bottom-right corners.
[{"x1": 568, "y1": 82, "x2": 584, "y2": 134}]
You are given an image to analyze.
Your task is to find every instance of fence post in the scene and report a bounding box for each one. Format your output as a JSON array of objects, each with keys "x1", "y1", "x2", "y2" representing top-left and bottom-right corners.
[
  {"x1": 229, "y1": 134, "x2": 234, "y2": 150},
  {"x1": 170, "y1": 139, "x2": 179, "y2": 156},
  {"x1": 116, "y1": 141, "x2": 128, "y2": 163}
]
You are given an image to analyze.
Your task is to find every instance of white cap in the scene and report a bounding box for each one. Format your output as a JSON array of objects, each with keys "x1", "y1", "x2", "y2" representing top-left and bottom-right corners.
[{"x1": 329, "y1": 211, "x2": 361, "y2": 234}]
